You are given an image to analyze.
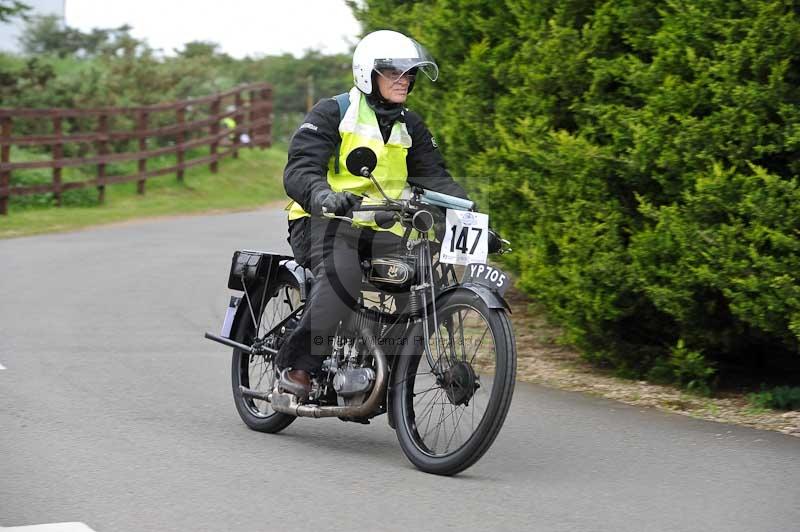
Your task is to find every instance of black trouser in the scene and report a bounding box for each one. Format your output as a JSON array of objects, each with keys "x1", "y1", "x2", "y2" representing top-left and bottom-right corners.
[{"x1": 276, "y1": 217, "x2": 404, "y2": 374}]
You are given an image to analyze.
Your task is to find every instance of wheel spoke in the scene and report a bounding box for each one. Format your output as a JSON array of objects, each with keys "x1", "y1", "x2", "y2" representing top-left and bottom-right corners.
[
  {"x1": 425, "y1": 399, "x2": 463, "y2": 440},
  {"x1": 416, "y1": 387, "x2": 443, "y2": 426},
  {"x1": 445, "y1": 404, "x2": 468, "y2": 453},
  {"x1": 468, "y1": 326, "x2": 490, "y2": 366},
  {"x1": 237, "y1": 280, "x2": 301, "y2": 419},
  {"x1": 412, "y1": 385, "x2": 441, "y2": 398},
  {"x1": 254, "y1": 358, "x2": 268, "y2": 390},
  {"x1": 471, "y1": 390, "x2": 476, "y2": 431},
  {"x1": 429, "y1": 398, "x2": 447, "y2": 451},
  {"x1": 419, "y1": 389, "x2": 443, "y2": 444},
  {"x1": 457, "y1": 309, "x2": 467, "y2": 361}
]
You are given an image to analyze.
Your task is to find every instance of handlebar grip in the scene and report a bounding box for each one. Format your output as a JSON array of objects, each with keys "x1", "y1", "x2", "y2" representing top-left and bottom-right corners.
[{"x1": 374, "y1": 211, "x2": 397, "y2": 229}]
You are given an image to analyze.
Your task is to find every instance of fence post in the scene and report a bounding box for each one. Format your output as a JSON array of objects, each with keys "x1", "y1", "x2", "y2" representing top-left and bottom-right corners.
[
  {"x1": 176, "y1": 105, "x2": 185, "y2": 182},
  {"x1": 232, "y1": 90, "x2": 243, "y2": 159},
  {"x1": 209, "y1": 96, "x2": 221, "y2": 173},
  {"x1": 306, "y1": 74, "x2": 314, "y2": 112},
  {"x1": 137, "y1": 111, "x2": 148, "y2": 195},
  {"x1": 97, "y1": 114, "x2": 108, "y2": 204},
  {"x1": 259, "y1": 87, "x2": 272, "y2": 148},
  {"x1": 0, "y1": 116, "x2": 11, "y2": 215},
  {"x1": 248, "y1": 89, "x2": 257, "y2": 147},
  {"x1": 52, "y1": 116, "x2": 63, "y2": 207}
]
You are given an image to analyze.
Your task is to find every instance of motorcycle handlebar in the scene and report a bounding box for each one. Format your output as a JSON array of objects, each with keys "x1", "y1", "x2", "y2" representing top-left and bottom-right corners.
[
  {"x1": 350, "y1": 203, "x2": 402, "y2": 213},
  {"x1": 347, "y1": 197, "x2": 511, "y2": 254}
]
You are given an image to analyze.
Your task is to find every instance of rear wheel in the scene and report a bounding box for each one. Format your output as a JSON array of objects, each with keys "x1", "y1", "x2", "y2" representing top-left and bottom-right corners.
[
  {"x1": 392, "y1": 288, "x2": 516, "y2": 475},
  {"x1": 231, "y1": 270, "x2": 301, "y2": 433}
]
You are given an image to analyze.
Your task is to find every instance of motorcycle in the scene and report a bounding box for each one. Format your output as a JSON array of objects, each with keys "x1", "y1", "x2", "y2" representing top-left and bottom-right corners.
[{"x1": 205, "y1": 147, "x2": 516, "y2": 475}]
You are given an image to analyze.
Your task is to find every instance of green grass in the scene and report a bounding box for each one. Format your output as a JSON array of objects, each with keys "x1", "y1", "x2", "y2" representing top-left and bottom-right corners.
[{"x1": 0, "y1": 145, "x2": 290, "y2": 238}]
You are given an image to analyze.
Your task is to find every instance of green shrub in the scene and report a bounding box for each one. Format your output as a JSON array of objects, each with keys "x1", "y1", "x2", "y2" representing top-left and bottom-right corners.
[
  {"x1": 645, "y1": 339, "x2": 716, "y2": 395},
  {"x1": 671, "y1": 340, "x2": 716, "y2": 394},
  {"x1": 748, "y1": 386, "x2": 800, "y2": 411},
  {"x1": 353, "y1": 0, "x2": 800, "y2": 377}
]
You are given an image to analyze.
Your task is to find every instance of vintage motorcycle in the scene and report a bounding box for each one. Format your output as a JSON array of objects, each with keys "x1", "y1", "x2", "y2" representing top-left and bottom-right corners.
[{"x1": 205, "y1": 147, "x2": 516, "y2": 475}]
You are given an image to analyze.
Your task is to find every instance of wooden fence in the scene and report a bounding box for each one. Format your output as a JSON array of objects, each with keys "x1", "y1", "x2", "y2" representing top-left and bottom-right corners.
[{"x1": 0, "y1": 83, "x2": 272, "y2": 215}]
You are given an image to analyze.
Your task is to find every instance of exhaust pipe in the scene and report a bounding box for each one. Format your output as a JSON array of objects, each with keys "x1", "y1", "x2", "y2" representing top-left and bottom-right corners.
[{"x1": 269, "y1": 326, "x2": 388, "y2": 418}]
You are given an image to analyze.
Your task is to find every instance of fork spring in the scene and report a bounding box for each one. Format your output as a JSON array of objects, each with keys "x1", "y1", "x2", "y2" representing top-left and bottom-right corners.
[{"x1": 408, "y1": 291, "x2": 421, "y2": 318}]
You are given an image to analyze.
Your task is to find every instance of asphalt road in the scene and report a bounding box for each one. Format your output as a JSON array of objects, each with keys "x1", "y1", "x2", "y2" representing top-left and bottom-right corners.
[{"x1": 1, "y1": 209, "x2": 799, "y2": 532}]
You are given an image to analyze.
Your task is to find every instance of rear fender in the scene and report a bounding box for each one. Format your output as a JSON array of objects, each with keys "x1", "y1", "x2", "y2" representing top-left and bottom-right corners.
[
  {"x1": 227, "y1": 253, "x2": 306, "y2": 344},
  {"x1": 279, "y1": 259, "x2": 313, "y2": 301}
]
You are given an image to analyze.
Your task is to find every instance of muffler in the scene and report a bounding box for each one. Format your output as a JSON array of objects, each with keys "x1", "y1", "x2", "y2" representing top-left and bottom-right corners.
[{"x1": 268, "y1": 326, "x2": 388, "y2": 418}]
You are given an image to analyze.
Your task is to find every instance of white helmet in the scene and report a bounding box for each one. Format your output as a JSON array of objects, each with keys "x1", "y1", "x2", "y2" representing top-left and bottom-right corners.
[{"x1": 352, "y1": 30, "x2": 439, "y2": 95}]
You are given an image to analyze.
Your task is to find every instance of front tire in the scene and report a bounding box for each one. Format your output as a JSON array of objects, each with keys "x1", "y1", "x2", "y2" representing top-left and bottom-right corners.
[
  {"x1": 231, "y1": 270, "x2": 300, "y2": 433},
  {"x1": 392, "y1": 288, "x2": 516, "y2": 475}
]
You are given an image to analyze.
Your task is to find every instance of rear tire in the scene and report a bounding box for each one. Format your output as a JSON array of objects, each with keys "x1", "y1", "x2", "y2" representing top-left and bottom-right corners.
[
  {"x1": 231, "y1": 270, "x2": 300, "y2": 433},
  {"x1": 392, "y1": 288, "x2": 516, "y2": 475}
]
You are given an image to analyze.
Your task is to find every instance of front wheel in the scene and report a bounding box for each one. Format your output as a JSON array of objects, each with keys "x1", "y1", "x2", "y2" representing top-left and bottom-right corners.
[{"x1": 392, "y1": 288, "x2": 516, "y2": 475}]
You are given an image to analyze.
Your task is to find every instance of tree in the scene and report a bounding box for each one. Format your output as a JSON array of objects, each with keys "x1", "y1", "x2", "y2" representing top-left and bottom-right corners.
[
  {"x1": 19, "y1": 15, "x2": 143, "y2": 58},
  {"x1": 0, "y1": 0, "x2": 28, "y2": 23},
  {"x1": 176, "y1": 40, "x2": 225, "y2": 59}
]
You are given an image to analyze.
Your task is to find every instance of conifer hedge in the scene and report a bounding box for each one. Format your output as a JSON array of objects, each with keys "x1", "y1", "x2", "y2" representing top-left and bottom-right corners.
[{"x1": 351, "y1": 0, "x2": 800, "y2": 378}]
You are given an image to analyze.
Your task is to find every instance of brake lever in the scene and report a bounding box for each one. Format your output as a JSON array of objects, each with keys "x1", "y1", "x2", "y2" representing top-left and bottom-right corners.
[{"x1": 321, "y1": 209, "x2": 355, "y2": 224}]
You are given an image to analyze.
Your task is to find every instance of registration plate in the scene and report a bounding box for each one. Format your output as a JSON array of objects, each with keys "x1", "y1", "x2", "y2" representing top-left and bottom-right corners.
[
  {"x1": 460, "y1": 263, "x2": 510, "y2": 296},
  {"x1": 220, "y1": 296, "x2": 241, "y2": 338}
]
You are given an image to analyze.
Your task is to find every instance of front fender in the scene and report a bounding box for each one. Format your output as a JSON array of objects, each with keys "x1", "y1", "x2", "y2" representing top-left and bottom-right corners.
[
  {"x1": 441, "y1": 282, "x2": 511, "y2": 313},
  {"x1": 387, "y1": 320, "x2": 425, "y2": 429}
]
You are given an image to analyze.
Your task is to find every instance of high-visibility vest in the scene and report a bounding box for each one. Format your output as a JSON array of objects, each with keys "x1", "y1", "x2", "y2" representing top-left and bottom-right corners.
[{"x1": 287, "y1": 87, "x2": 412, "y2": 237}]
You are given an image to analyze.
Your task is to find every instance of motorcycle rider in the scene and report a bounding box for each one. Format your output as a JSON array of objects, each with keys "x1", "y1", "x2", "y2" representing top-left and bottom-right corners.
[{"x1": 277, "y1": 30, "x2": 470, "y2": 400}]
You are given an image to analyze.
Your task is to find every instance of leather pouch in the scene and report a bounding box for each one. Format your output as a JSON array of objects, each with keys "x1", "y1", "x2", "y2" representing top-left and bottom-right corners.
[{"x1": 228, "y1": 250, "x2": 271, "y2": 290}]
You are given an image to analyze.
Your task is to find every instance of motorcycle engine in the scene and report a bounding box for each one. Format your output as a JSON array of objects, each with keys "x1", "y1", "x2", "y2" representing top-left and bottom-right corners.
[{"x1": 333, "y1": 367, "x2": 375, "y2": 407}]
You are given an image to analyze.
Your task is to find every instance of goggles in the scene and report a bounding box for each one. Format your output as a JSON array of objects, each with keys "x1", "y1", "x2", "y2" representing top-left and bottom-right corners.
[{"x1": 376, "y1": 68, "x2": 416, "y2": 83}]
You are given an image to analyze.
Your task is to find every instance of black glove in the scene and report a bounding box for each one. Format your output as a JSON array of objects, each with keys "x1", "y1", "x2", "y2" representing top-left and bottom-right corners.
[
  {"x1": 488, "y1": 229, "x2": 503, "y2": 254},
  {"x1": 308, "y1": 189, "x2": 359, "y2": 216}
]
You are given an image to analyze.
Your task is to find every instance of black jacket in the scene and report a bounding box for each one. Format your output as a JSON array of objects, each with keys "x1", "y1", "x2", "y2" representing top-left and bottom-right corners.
[{"x1": 283, "y1": 96, "x2": 468, "y2": 213}]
